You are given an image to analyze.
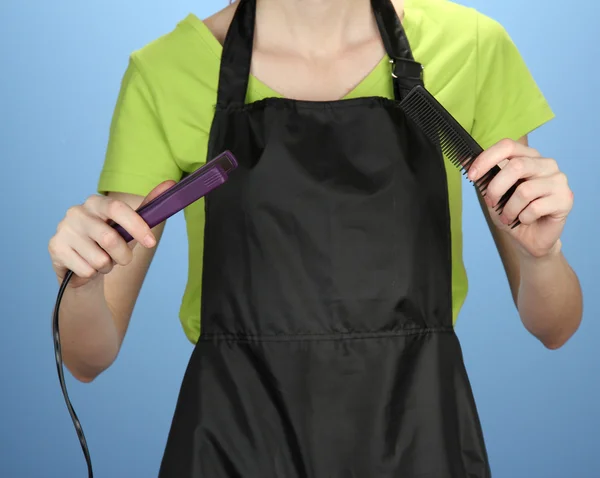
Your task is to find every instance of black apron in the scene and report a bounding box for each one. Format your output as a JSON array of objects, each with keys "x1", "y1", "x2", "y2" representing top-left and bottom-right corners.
[{"x1": 159, "y1": 0, "x2": 491, "y2": 476}]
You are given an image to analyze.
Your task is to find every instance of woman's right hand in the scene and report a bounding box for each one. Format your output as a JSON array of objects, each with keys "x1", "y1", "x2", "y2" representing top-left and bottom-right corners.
[{"x1": 48, "y1": 181, "x2": 175, "y2": 288}]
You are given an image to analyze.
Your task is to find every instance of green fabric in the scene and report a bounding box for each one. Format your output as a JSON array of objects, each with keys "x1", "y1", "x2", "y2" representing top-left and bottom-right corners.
[{"x1": 99, "y1": 0, "x2": 555, "y2": 343}]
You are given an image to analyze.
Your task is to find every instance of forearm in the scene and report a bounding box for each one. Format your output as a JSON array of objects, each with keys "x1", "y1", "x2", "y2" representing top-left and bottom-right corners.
[
  {"x1": 58, "y1": 276, "x2": 120, "y2": 382},
  {"x1": 517, "y1": 241, "x2": 583, "y2": 349}
]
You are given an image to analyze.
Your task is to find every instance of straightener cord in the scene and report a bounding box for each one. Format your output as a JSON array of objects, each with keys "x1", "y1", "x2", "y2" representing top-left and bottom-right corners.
[{"x1": 52, "y1": 269, "x2": 94, "y2": 478}]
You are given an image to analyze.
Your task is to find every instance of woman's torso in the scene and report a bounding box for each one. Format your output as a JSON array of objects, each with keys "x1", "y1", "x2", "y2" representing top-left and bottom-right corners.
[{"x1": 98, "y1": 0, "x2": 554, "y2": 342}]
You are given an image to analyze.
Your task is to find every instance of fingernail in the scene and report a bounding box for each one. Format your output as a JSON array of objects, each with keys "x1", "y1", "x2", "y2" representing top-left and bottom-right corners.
[
  {"x1": 143, "y1": 234, "x2": 156, "y2": 247},
  {"x1": 468, "y1": 167, "x2": 478, "y2": 180}
]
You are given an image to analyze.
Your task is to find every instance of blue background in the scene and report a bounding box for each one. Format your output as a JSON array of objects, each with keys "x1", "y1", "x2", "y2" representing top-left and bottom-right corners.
[{"x1": 0, "y1": 0, "x2": 597, "y2": 477}]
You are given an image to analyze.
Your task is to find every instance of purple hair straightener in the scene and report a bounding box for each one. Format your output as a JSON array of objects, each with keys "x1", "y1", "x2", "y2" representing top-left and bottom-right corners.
[
  {"x1": 52, "y1": 150, "x2": 238, "y2": 478},
  {"x1": 112, "y1": 150, "x2": 237, "y2": 241}
]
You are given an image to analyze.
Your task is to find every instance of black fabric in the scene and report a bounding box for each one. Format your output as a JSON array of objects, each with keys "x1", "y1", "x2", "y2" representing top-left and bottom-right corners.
[{"x1": 159, "y1": 0, "x2": 491, "y2": 476}]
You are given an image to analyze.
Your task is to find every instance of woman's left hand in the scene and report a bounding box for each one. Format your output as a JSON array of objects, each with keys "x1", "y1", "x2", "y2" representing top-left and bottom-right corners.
[{"x1": 468, "y1": 138, "x2": 574, "y2": 259}]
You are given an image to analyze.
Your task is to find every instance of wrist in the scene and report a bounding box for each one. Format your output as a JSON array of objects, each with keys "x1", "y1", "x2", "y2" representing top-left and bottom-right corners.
[
  {"x1": 517, "y1": 239, "x2": 563, "y2": 274},
  {"x1": 60, "y1": 273, "x2": 106, "y2": 305}
]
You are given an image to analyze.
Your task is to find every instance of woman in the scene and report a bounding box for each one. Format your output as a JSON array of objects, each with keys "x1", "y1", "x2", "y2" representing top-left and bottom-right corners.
[{"x1": 48, "y1": 0, "x2": 582, "y2": 476}]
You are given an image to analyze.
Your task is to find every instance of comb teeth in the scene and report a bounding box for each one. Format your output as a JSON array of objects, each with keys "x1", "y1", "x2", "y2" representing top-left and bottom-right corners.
[{"x1": 399, "y1": 86, "x2": 520, "y2": 228}]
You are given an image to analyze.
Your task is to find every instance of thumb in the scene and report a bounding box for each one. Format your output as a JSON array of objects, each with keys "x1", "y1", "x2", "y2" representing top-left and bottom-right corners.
[
  {"x1": 140, "y1": 180, "x2": 177, "y2": 208},
  {"x1": 128, "y1": 180, "x2": 177, "y2": 250}
]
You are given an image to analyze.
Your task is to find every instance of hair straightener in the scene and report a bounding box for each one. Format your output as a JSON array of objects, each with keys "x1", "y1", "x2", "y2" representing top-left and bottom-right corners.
[
  {"x1": 52, "y1": 150, "x2": 238, "y2": 478},
  {"x1": 399, "y1": 84, "x2": 521, "y2": 228}
]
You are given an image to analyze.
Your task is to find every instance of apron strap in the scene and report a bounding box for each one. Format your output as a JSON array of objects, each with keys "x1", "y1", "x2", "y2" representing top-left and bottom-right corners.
[
  {"x1": 216, "y1": 0, "x2": 257, "y2": 108},
  {"x1": 215, "y1": 0, "x2": 421, "y2": 107},
  {"x1": 370, "y1": 0, "x2": 424, "y2": 99}
]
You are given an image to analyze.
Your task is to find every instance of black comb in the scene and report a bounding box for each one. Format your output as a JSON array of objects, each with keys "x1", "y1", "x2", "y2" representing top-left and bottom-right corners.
[{"x1": 399, "y1": 85, "x2": 521, "y2": 228}]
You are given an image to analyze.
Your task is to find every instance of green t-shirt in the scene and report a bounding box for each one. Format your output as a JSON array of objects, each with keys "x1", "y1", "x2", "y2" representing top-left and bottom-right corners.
[{"x1": 98, "y1": 0, "x2": 554, "y2": 343}]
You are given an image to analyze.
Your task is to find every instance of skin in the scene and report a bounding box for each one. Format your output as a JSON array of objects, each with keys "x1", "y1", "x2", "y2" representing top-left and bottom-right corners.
[
  {"x1": 473, "y1": 136, "x2": 581, "y2": 349},
  {"x1": 48, "y1": 0, "x2": 582, "y2": 382}
]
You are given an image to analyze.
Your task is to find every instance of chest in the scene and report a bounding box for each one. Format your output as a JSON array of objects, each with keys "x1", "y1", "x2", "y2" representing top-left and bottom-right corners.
[{"x1": 249, "y1": 39, "x2": 387, "y2": 101}]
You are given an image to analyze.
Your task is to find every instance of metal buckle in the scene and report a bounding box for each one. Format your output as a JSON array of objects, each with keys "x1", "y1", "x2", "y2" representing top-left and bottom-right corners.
[
  {"x1": 389, "y1": 58, "x2": 424, "y2": 79},
  {"x1": 389, "y1": 59, "x2": 398, "y2": 78}
]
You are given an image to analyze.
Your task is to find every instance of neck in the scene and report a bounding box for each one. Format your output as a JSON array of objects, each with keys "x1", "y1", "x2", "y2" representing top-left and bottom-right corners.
[{"x1": 255, "y1": 0, "x2": 403, "y2": 58}]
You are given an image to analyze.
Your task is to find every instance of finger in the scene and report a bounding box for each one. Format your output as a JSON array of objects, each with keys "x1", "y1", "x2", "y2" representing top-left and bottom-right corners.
[
  {"x1": 128, "y1": 181, "x2": 174, "y2": 250},
  {"x1": 84, "y1": 196, "x2": 156, "y2": 248},
  {"x1": 468, "y1": 138, "x2": 541, "y2": 182},
  {"x1": 87, "y1": 220, "x2": 134, "y2": 266},
  {"x1": 517, "y1": 196, "x2": 570, "y2": 226},
  {"x1": 65, "y1": 208, "x2": 134, "y2": 264},
  {"x1": 139, "y1": 180, "x2": 176, "y2": 208},
  {"x1": 497, "y1": 178, "x2": 554, "y2": 225},
  {"x1": 66, "y1": 232, "x2": 115, "y2": 274},
  {"x1": 53, "y1": 246, "x2": 98, "y2": 280},
  {"x1": 484, "y1": 157, "x2": 551, "y2": 208}
]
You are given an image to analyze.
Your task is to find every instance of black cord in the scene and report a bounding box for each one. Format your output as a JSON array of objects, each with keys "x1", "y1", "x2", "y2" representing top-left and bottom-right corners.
[{"x1": 52, "y1": 269, "x2": 94, "y2": 478}]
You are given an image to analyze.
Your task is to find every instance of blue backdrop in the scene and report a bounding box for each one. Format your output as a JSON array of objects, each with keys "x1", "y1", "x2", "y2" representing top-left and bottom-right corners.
[{"x1": 0, "y1": 0, "x2": 597, "y2": 477}]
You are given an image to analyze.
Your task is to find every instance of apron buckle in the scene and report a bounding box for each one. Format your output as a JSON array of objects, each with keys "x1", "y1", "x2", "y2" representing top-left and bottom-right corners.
[{"x1": 389, "y1": 58, "x2": 424, "y2": 81}]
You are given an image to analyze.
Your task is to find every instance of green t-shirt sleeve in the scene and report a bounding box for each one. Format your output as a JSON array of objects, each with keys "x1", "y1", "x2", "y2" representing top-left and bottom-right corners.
[
  {"x1": 470, "y1": 14, "x2": 555, "y2": 149},
  {"x1": 98, "y1": 57, "x2": 183, "y2": 197}
]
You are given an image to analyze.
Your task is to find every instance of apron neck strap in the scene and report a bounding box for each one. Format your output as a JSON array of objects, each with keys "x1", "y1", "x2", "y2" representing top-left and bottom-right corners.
[
  {"x1": 216, "y1": 0, "x2": 422, "y2": 107},
  {"x1": 216, "y1": 0, "x2": 257, "y2": 108},
  {"x1": 371, "y1": 0, "x2": 424, "y2": 100}
]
